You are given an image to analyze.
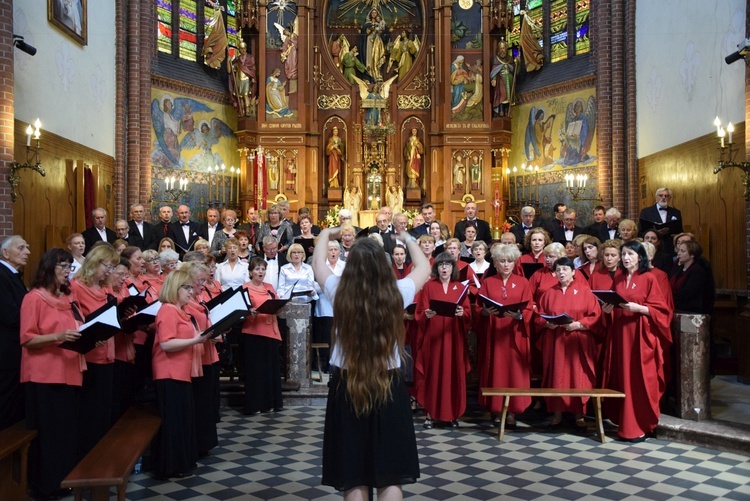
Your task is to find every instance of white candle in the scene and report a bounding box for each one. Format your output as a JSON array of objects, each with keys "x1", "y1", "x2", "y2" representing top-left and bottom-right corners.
[
  {"x1": 714, "y1": 116, "x2": 722, "y2": 136},
  {"x1": 719, "y1": 127, "x2": 726, "y2": 148},
  {"x1": 727, "y1": 122, "x2": 734, "y2": 144},
  {"x1": 25, "y1": 125, "x2": 32, "y2": 146}
]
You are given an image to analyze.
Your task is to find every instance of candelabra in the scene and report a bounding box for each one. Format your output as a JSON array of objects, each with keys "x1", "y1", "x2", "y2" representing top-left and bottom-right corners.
[
  {"x1": 713, "y1": 117, "x2": 750, "y2": 199},
  {"x1": 164, "y1": 176, "x2": 190, "y2": 201},
  {"x1": 564, "y1": 173, "x2": 602, "y2": 202},
  {"x1": 9, "y1": 119, "x2": 46, "y2": 202}
]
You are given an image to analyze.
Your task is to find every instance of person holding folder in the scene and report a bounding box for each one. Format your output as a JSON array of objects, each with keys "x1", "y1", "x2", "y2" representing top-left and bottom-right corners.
[
  {"x1": 514, "y1": 227, "x2": 550, "y2": 277},
  {"x1": 69, "y1": 244, "x2": 120, "y2": 460},
  {"x1": 240, "y1": 256, "x2": 284, "y2": 415},
  {"x1": 477, "y1": 244, "x2": 534, "y2": 429},
  {"x1": 20, "y1": 248, "x2": 86, "y2": 500},
  {"x1": 152, "y1": 269, "x2": 211, "y2": 479},
  {"x1": 415, "y1": 252, "x2": 472, "y2": 429}
]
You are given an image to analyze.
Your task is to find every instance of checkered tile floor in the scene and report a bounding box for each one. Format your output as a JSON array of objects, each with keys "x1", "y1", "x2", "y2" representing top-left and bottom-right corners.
[{"x1": 65, "y1": 404, "x2": 750, "y2": 500}]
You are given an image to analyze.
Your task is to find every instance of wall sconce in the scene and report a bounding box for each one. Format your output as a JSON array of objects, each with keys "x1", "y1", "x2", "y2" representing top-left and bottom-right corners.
[
  {"x1": 564, "y1": 173, "x2": 602, "y2": 202},
  {"x1": 9, "y1": 119, "x2": 46, "y2": 202},
  {"x1": 164, "y1": 175, "x2": 190, "y2": 201},
  {"x1": 712, "y1": 117, "x2": 750, "y2": 199}
]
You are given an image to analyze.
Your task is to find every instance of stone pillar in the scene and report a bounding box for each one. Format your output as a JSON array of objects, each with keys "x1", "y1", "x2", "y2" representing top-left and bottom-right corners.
[
  {"x1": 278, "y1": 303, "x2": 312, "y2": 389},
  {"x1": 673, "y1": 313, "x2": 711, "y2": 421}
]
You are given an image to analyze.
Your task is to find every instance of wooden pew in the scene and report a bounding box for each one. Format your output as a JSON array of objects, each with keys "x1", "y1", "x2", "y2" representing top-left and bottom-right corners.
[
  {"x1": 480, "y1": 387, "x2": 626, "y2": 443},
  {"x1": 0, "y1": 426, "x2": 37, "y2": 501},
  {"x1": 62, "y1": 407, "x2": 161, "y2": 501}
]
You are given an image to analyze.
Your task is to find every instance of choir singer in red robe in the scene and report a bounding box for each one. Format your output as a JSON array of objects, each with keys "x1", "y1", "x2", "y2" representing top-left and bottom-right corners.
[
  {"x1": 600, "y1": 241, "x2": 671, "y2": 442},
  {"x1": 535, "y1": 257, "x2": 602, "y2": 430}
]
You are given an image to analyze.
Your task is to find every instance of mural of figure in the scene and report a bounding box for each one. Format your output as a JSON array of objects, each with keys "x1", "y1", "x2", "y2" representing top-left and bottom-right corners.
[
  {"x1": 520, "y1": 10, "x2": 544, "y2": 72},
  {"x1": 453, "y1": 155, "x2": 466, "y2": 193},
  {"x1": 491, "y1": 40, "x2": 516, "y2": 117},
  {"x1": 470, "y1": 155, "x2": 481, "y2": 191},
  {"x1": 524, "y1": 107, "x2": 556, "y2": 166},
  {"x1": 151, "y1": 95, "x2": 212, "y2": 168},
  {"x1": 228, "y1": 41, "x2": 256, "y2": 117},
  {"x1": 466, "y1": 60, "x2": 483, "y2": 109},
  {"x1": 344, "y1": 185, "x2": 362, "y2": 226},
  {"x1": 560, "y1": 97, "x2": 597, "y2": 166},
  {"x1": 362, "y1": 9, "x2": 388, "y2": 81},
  {"x1": 181, "y1": 119, "x2": 235, "y2": 171},
  {"x1": 404, "y1": 128, "x2": 423, "y2": 189},
  {"x1": 265, "y1": 68, "x2": 293, "y2": 118},
  {"x1": 268, "y1": 156, "x2": 280, "y2": 190},
  {"x1": 285, "y1": 157, "x2": 297, "y2": 191},
  {"x1": 450, "y1": 55, "x2": 471, "y2": 116},
  {"x1": 326, "y1": 126, "x2": 344, "y2": 188},
  {"x1": 387, "y1": 185, "x2": 404, "y2": 215},
  {"x1": 280, "y1": 27, "x2": 299, "y2": 94},
  {"x1": 342, "y1": 47, "x2": 366, "y2": 84}
]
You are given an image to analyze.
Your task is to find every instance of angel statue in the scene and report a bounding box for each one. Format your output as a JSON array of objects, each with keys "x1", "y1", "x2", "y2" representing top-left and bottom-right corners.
[
  {"x1": 151, "y1": 95, "x2": 212, "y2": 168},
  {"x1": 560, "y1": 97, "x2": 596, "y2": 166},
  {"x1": 351, "y1": 74, "x2": 398, "y2": 126},
  {"x1": 275, "y1": 18, "x2": 299, "y2": 94},
  {"x1": 524, "y1": 107, "x2": 556, "y2": 166},
  {"x1": 387, "y1": 185, "x2": 404, "y2": 215},
  {"x1": 180, "y1": 119, "x2": 235, "y2": 171}
]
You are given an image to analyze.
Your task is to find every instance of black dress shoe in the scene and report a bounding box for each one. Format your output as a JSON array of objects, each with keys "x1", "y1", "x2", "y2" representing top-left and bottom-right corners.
[
  {"x1": 448, "y1": 420, "x2": 460, "y2": 428},
  {"x1": 545, "y1": 421, "x2": 563, "y2": 431}
]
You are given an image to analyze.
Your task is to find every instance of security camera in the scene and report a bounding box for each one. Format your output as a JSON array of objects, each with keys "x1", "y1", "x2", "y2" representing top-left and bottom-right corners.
[
  {"x1": 725, "y1": 38, "x2": 750, "y2": 65},
  {"x1": 12, "y1": 35, "x2": 37, "y2": 56}
]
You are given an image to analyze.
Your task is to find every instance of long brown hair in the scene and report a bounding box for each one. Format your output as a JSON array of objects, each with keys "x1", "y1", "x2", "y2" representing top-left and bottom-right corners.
[{"x1": 332, "y1": 238, "x2": 405, "y2": 416}]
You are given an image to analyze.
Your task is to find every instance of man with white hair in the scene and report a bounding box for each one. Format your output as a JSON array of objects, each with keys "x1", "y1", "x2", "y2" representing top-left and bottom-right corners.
[
  {"x1": 510, "y1": 206, "x2": 538, "y2": 250},
  {"x1": 82, "y1": 207, "x2": 117, "y2": 255},
  {"x1": 598, "y1": 207, "x2": 622, "y2": 242},
  {"x1": 337, "y1": 208, "x2": 361, "y2": 233},
  {"x1": 0, "y1": 235, "x2": 30, "y2": 429},
  {"x1": 128, "y1": 203, "x2": 157, "y2": 251},
  {"x1": 639, "y1": 187, "x2": 683, "y2": 254}
]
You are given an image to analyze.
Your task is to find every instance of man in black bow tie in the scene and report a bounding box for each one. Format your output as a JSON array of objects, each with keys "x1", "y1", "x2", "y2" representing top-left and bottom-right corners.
[
  {"x1": 261, "y1": 236, "x2": 281, "y2": 290},
  {"x1": 168, "y1": 205, "x2": 207, "y2": 257},
  {"x1": 454, "y1": 201, "x2": 492, "y2": 245},
  {"x1": 367, "y1": 212, "x2": 396, "y2": 256},
  {"x1": 510, "y1": 206, "x2": 539, "y2": 252},
  {"x1": 639, "y1": 187, "x2": 683, "y2": 254}
]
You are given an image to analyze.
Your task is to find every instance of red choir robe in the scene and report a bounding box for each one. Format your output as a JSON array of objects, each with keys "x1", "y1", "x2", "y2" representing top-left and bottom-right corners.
[
  {"x1": 514, "y1": 251, "x2": 543, "y2": 277},
  {"x1": 577, "y1": 261, "x2": 601, "y2": 281},
  {"x1": 601, "y1": 270, "x2": 671, "y2": 440},
  {"x1": 404, "y1": 289, "x2": 420, "y2": 399},
  {"x1": 414, "y1": 278, "x2": 472, "y2": 422},
  {"x1": 534, "y1": 281, "x2": 602, "y2": 413},
  {"x1": 393, "y1": 262, "x2": 414, "y2": 280},
  {"x1": 475, "y1": 273, "x2": 534, "y2": 414}
]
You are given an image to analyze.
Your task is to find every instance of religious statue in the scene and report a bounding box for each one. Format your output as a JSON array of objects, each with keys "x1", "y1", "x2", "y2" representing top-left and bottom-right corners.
[
  {"x1": 278, "y1": 23, "x2": 299, "y2": 94},
  {"x1": 403, "y1": 128, "x2": 423, "y2": 189},
  {"x1": 453, "y1": 155, "x2": 466, "y2": 193},
  {"x1": 202, "y1": 2, "x2": 227, "y2": 69},
  {"x1": 265, "y1": 68, "x2": 293, "y2": 118},
  {"x1": 490, "y1": 39, "x2": 516, "y2": 117},
  {"x1": 344, "y1": 185, "x2": 362, "y2": 226},
  {"x1": 341, "y1": 46, "x2": 366, "y2": 84},
  {"x1": 361, "y1": 9, "x2": 388, "y2": 81},
  {"x1": 465, "y1": 60, "x2": 483, "y2": 109},
  {"x1": 326, "y1": 126, "x2": 344, "y2": 188},
  {"x1": 285, "y1": 157, "x2": 297, "y2": 191},
  {"x1": 268, "y1": 156, "x2": 280, "y2": 190},
  {"x1": 450, "y1": 55, "x2": 472, "y2": 117},
  {"x1": 470, "y1": 155, "x2": 481, "y2": 191},
  {"x1": 387, "y1": 185, "x2": 404, "y2": 215},
  {"x1": 228, "y1": 41, "x2": 257, "y2": 117},
  {"x1": 331, "y1": 34, "x2": 349, "y2": 69},
  {"x1": 519, "y1": 10, "x2": 543, "y2": 72},
  {"x1": 387, "y1": 31, "x2": 420, "y2": 82},
  {"x1": 352, "y1": 74, "x2": 397, "y2": 126}
]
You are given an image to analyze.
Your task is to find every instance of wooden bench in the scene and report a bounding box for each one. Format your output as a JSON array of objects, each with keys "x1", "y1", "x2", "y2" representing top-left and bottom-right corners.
[
  {"x1": 480, "y1": 387, "x2": 626, "y2": 443},
  {"x1": 0, "y1": 426, "x2": 37, "y2": 501},
  {"x1": 62, "y1": 407, "x2": 161, "y2": 501}
]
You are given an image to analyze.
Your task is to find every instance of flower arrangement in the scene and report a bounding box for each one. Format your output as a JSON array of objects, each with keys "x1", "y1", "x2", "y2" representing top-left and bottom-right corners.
[
  {"x1": 403, "y1": 207, "x2": 420, "y2": 228},
  {"x1": 501, "y1": 221, "x2": 513, "y2": 234},
  {"x1": 318, "y1": 205, "x2": 342, "y2": 229}
]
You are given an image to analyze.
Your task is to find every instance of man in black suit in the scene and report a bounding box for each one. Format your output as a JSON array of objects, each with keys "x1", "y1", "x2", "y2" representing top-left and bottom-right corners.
[
  {"x1": 541, "y1": 202, "x2": 566, "y2": 235},
  {"x1": 553, "y1": 209, "x2": 584, "y2": 244},
  {"x1": 237, "y1": 206, "x2": 260, "y2": 249},
  {"x1": 152, "y1": 205, "x2": 174, "y2": 244},
  {"x1": 584, "y1": 205, "x2": 607, "y2": 237},
  {"x1": 0, "y1": 235, "x2": 30, "y2": 429},
  {"x1": 411, "y1": 203, "x2": 436, "y2": 236},
  {"x1": 598, "y1": 207, "x2": 622, "y2": 242},
  {"x1": 114, "y1": 219, "x2": 131, "y2": 244},
  {"x1": 454, "y1": 201, "x2": 493, "y2": 245},
  {"x1": 199, "y1": 208, "x2": 224, "y2": 249},
  {"x1": 82, "y1": 207, "x2": 117, "y2": 255},
  {"x1": 510, "y1": 206, "x2": 539, "y2": 251},
  {"x1": 127, "y1": 204, "x2": 157, "y2": 251},
  {"x1": 639, "y1": 187, "x2": 683, "y2": 255},
  {"x1": 260, "y1": 236, "x2": 281, "y2": 289},
  {"x1": 168, "y1": 205, "x2": 207, "y2": 257},
  {"x1": 368, "y1": 212, "x2": 397, "y2": 256}
]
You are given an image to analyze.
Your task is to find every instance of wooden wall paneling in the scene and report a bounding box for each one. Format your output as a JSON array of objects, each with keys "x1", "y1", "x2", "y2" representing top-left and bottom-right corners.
[
  {"x1": 71, "y1": 160, "x2": 85, "y2": 231},
  {"x1": 638, "y1": 125, "x2": 745, "y2": 291}
]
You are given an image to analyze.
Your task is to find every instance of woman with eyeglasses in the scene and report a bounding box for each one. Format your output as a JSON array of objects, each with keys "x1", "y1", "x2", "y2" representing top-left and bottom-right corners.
[
  {"x1": 476, "y1": 244, "x2": 534, "y2": 429},
  {"x1": 180, "y1": 262, "x2": 219, "y2": 458},
  {"x1": 278, "y1": 243, "x2": 318, "y2": 303},
  {"x1": 255, "y1": 204, "x2": 293, "y2": 255},
  {"x1": 152, "y1": 269, "x2": 211, "y2": 479},
  {"x1": 202, "y1": 254, "x2": 222, "y2": 300},
  {"x1": 69, "y1": 244, "x2": 121, "y2": 460},
  {"x1": 142, "y1": 249, "x2": 164, "y2": 293},
  {"x1": 20, "y1": 248, "x2": 85, "y2": 500},
  {"x1": 535, "y1": 257, "x2": 602, "y2": 431},
  {"x1": 215, "y1": 237, "x2": 249, "y2": 291},
  {"x1": 415, "y1": 252, "x2": 472, "y2": 429},
  {"x1": 240, "y1": 256, "x2": 284, "y2": 415},
  {"x1": 210, "y1": 209, "x2": 239, "y2": 260},
  {"x1": 160, "y1": 249, "x2": 180, "y2": 278}
]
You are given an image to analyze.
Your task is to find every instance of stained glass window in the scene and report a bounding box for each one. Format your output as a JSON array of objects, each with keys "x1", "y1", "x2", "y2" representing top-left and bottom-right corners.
[
  {"x1": 550, "y1": 0, "x2": 568, "y2": 63},
  {"x1": 508, "y1": 2, "x2": 543, "y2": 60},
  {"x1": 226, "y1": 0, "x2": 240, "y2": 59},
  {"x1": 157, "y1": 0, "x2": 173, "y2": 54},
  {"x1": 575, "y1": 0, "x2": 590, "y2": 55},
  {"x1": 178, "y1": 0, "x2": 198, "y2": 61}
]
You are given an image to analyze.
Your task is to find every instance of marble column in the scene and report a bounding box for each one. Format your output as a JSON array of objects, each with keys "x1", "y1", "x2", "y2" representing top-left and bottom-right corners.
[
  {"x1": 673, "y1": 314, "x2": 711, "y2": 421},
  {"x1": 278, "y1": 303, "x2": 312, "y2": 389}
]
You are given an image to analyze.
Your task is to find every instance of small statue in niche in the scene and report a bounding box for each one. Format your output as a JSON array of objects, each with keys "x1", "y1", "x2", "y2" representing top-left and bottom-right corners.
[
  {"x1": 268, "y1": 156, "x2": 280, "y2": 191},
  {"x1": 326, "y1": 126, "x2": 344, "y2": 189},
  {"x1": 344, "y1": 185, "x2": 362, "y2": 225},
  {"x1": 265, "y1": 68, "x2": 293, "y2": 118},
  {"x1": 403, "y1": 128, "x2": 423, "y2": 189},
  {"x1": 285, "y1": 157, "x2": 297, "y2": 191},
  {"x1": 453, "y1": 155, "x2": 466, "y2": 193},
  {"x1": 470, "y1": 155, "x2": 481, "y2": 191},
  {"x1": 387, "y1": 185, "x2": 404, "y2": 215}
]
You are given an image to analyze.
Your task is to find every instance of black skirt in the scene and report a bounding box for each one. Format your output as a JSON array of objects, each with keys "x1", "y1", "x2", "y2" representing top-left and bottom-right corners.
[
  {"x1": 78, "y1": 362, "x2": 114, "y2": 460},
  {"x1": 322, "y1": 369, "x2": 419, "y2": 491},
  {"x1": 154, "y1": 378, "x2": 197, "y2": 478},
  {"x1": 192, "y1": 365, "x2": 219, "y2": 455},
  {"x1": 243, "y1": 335, "x2": 283, "y2": 414}
]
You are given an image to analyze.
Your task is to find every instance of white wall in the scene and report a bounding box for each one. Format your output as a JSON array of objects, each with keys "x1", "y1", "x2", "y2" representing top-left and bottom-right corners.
[
  {"x1": 13, "y1": 0, "x2": 116, "y2": 156},
  {"x1": 636, "y1": 0, "x2": 746, "y2": 158}
]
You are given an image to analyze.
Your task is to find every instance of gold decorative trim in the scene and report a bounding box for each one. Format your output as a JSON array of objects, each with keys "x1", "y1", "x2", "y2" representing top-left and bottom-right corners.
[
  {"x1": 397, "y1": 95, "x2": 431, "y2": 109},
  {"x1": 405, "y1": 74, "x2": 430, "y2": 91},
  {"x1": 318, "y1": 74, "x2": 345, "y2": 91},
  {"x1": 317, "y1": 94, "x2": 352, "y2": 109}
]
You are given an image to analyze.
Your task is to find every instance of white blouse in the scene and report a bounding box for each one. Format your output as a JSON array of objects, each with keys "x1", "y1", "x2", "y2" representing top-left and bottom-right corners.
[
  {"x1": 215, "y1": 260, "x2": 249, "y2": 291},
  {"x1": 278, "y1": 262, "x2": 319, "y2": 303}
]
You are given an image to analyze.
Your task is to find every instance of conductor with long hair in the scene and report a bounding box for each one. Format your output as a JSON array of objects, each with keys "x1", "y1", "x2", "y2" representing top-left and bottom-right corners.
[{"x1": 313, "y1": 227, "x2": 431, "y2": 501}]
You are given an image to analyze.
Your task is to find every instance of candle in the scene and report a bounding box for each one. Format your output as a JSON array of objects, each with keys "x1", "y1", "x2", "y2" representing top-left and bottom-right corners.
[
  {"x1": 714, "y1": 116, "x2": 722, "y2": 135},
  {"x1": 25, "y1": 125, "x2": 32, "y2": 147},
  {"x1": 718, "y1": 127, "x2": 726, "y2": 148},
  {"x1": 513, "y1": 166, "x2": 518, "y2": 203},
  {"x1": 33, "y1": 119, "x2": 41, "y2": 140},
  {"x1": 221, "y1": 164, "x2": 226, "y2": 205},
  {"x1": 727, "y1": 122, "x2": 734, "y2": 144}
]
